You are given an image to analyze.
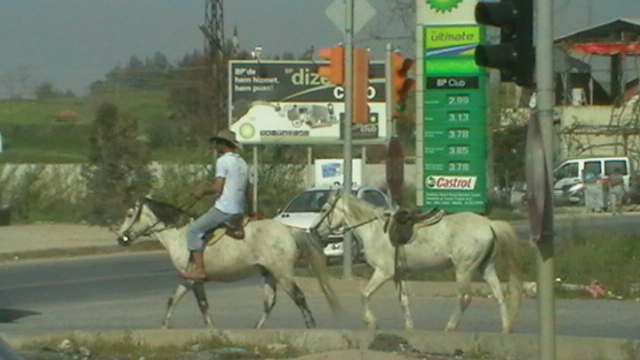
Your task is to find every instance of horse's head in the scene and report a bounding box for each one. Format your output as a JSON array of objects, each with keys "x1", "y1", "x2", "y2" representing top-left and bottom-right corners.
[
  {"x1": 116, "y1": 198, "x2": 195, "y2": 246},
  {"x1": 309, "y1": 189, "x2": 347, "y2": 238},
  {"x1": 114, "y1": 199, "x2": 163, "y2": 246}
]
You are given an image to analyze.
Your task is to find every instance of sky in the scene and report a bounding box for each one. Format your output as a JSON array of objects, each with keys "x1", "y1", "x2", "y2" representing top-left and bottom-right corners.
[{"x1": 0, "y1": 0, "x2": 638, "y2": 98}]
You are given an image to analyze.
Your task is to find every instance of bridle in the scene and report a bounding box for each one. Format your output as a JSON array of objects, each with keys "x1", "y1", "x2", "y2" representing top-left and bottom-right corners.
[
  {"x1": 119, "y1": 198, "x2": 200, "y2": 243},
  {"x1": 309, "y1": 193, "x2": 379, "y2": 236}
]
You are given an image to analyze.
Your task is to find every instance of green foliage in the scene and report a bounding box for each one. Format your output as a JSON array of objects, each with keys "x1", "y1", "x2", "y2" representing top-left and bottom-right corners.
[
  {"x1": 0, "y1": 164, "x2": 82, "y2": 223},
  {"x1": 255, "y1": 145, "x2": 307, "y2": 217},
  {"x1": 493, "y1": 123, "x2": 528, "y2": 187},
  {"x1": 34, "y1": 82, "x2": 75, "y2": 100},
  {"x1": 554, "y1": 231, "x2": 640, "y2": 296},
  {"x1": 81, "y1": 103, "x2": 153, "y2": 226},
  {"x1": 147, "y1": 163, "x2": 216, "y2": 216}
]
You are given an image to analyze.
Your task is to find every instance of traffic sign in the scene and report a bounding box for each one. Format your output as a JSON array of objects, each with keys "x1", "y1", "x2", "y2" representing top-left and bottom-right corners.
[{"x1": 325, "y1": 0, "x2": 377, "y2": 34}]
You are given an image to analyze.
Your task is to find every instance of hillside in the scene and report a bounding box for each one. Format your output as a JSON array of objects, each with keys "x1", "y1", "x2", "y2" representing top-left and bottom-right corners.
[{"x1": 0, "y1": 90, "x2": 206, "y2": 163}]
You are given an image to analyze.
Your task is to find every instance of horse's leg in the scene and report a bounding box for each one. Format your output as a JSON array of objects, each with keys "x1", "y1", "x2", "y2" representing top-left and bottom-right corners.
[
  {"x1": 397, "y1": 280, "x2": 414, "y2": 329},
  {"x1": 280, "y1": 277, "x2": 316, "y2": 328},
  {"x1": 192, "y1": 280, "x2": 214, "y2": 328},
  {"x1": 482, "y1": 263, "x2": 510, "y2": 333},
  {"x1": 362, "y1": 269, "x2": 392, "y2": 329},
  {"x1": 162, "y1": 280, "x2": 193, "y2": 329},
  {"x1": 254, "y1": 272, "x2": 278, "y2": 329},
  {"x1": 445, "y1": 269, "x2": 473, "y2": 331}
]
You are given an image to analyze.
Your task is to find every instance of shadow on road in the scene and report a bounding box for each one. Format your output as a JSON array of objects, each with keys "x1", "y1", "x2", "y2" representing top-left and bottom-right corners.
[{"x1": 0, "y1": 308, "x2": 40, "y2": 323}]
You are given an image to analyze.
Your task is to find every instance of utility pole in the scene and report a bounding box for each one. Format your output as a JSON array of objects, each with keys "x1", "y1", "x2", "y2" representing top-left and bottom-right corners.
[
  {"x1": 535, "y1": 0, "x2": 556, "y2": 359},
  {"x1": 202, "y1": 0, "x2": 226, "y2": 137}
]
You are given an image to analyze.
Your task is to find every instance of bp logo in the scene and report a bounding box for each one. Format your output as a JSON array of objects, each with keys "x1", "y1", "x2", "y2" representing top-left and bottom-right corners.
[
  {"x1": 238, "y1": 123, "x2": 256, "y2": 139},
  {"x1": 426, "y1": 176, "x2": 436, "y2": 188},
  {"x1": 426, "y1": 0, "x2": 464, "y2": 12}
]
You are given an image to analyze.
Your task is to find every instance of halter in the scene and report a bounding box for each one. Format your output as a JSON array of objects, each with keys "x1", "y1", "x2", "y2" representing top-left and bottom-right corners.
[
  {"x1": 309, "y1": 193, "x2": 379, "y2": 235},
  {"x1": 120, "y1": 198, "x2": 199, "y2": 242}
]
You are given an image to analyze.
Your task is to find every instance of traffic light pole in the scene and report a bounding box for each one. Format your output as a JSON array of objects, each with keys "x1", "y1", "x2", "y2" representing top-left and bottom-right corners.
[
  {"x1": 535, "y1": 0, "x2": 556, "y2": 359},
  {"x1": 342, "y1": 0, "x2": 355, "y2": 279},
  {"x1": 385, "y1": 43, "x2": 395, "y2": 136}
]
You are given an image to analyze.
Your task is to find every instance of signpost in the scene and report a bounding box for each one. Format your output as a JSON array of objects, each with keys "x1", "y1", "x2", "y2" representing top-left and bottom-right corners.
[
  {"x1": 417, "y1": 4, "x2": 489, "y2": 214},
  {"x1": 227, "y1": 61, "x2": 388, "y2": 144},
  {"x1": 323, "y1": 0, "x2": 376, "y2": 278}
]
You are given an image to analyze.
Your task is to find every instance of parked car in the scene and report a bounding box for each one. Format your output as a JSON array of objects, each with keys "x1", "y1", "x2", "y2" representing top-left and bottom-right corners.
[
  {"x1": 274, "y1": 186, "x2": 393, "y2": 261},
  {"x1": 553, "y1": 156, "x2": 632, "y2": 206}
]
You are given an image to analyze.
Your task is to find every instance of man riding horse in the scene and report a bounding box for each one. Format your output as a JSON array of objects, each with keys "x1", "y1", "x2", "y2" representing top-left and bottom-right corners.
[{"x1": 181, "y1": 129, "x2": 251, "y2": 281}]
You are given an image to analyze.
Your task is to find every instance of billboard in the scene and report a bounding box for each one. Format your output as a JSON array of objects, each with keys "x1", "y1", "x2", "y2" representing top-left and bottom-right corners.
[
  {"x1": 314, "y1": 159, "x2": 363, "y2": 187},
  {"x1": 228, "y1": 61, "x2": 388, "y2": 144}
]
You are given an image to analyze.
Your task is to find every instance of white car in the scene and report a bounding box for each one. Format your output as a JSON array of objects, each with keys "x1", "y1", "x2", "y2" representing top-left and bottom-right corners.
[{"x1": 274, "y1": 186, "x2": 393, "y2": 261}]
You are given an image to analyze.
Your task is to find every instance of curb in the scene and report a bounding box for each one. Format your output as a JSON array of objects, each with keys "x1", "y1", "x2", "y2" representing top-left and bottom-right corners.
[{"x1": 2, "y1": 329, "x2": 638, "y2": 360}]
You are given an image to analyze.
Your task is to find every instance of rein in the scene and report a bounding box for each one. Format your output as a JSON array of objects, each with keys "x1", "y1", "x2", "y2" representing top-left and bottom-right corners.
[
  {"x1": 340, "y1": 216, "x2": 379, "y2": 233},
  {"x1": 122, "y1": 197, "x2": 201, "y2": 240},
  {"x1": 309, "y1": 192, "x2": 380, "y2": 235}
]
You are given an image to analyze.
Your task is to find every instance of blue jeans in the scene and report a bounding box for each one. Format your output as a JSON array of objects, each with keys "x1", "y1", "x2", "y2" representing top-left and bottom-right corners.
[{"x1": 186, "y1": 207, "x2": 236, "y2": 252}]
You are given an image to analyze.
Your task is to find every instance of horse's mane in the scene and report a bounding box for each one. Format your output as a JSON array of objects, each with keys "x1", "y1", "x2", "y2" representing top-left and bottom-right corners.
[
  {"x1": 143, "y1": 198, "x2": 194, "y2": 228},
  {"x1": 341, "y1": 193, "x2": 386, "y2": 221}
]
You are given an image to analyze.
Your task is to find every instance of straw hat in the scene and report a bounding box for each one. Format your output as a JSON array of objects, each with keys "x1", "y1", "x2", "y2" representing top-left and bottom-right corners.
[{"x1": 209, "y1": 129, "x2": 240, "y2": 148}]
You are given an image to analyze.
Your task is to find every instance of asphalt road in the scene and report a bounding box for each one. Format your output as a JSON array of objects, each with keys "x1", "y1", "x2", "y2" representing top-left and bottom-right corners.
[
  {"x1": 1, "y1": 250, "x2": 640, "y2": 338},
  {"x1": 1, "y1": 212, "x2": 639, "y2": 337}
]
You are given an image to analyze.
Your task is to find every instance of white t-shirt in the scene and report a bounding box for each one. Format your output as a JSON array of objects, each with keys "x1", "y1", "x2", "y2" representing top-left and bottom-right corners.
[{"x1": 214, "y1": 152, "x2": 249, "y2": 214}]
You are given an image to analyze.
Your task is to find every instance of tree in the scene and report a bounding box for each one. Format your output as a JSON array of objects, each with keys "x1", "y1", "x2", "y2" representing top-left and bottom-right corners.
[
  {"x1": 33, "y1": 81, "x2": 74, "y2": 100},
  {"x1": 81, "y1": 103, "x2": 153, "y2": 226},
  {"x1": 34, "y1": 82, "x2": 56, "y2": 100}
]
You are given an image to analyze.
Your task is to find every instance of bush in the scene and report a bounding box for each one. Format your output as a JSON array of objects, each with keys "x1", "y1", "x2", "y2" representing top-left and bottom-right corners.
[
  {"x1": 81, "y1": 103, "x2": 153, "y2": 226},
  {"x1": 0, "y1": 164, "x2": 82, "y2": 223}
]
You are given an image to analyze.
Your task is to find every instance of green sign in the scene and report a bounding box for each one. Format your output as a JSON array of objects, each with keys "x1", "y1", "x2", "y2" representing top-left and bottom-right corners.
[{"x1": 422, "y1": 24, "x2": 488, "y2": 214}]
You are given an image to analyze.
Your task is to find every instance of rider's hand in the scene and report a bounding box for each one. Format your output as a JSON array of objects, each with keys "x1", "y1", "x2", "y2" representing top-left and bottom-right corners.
[{"x1": 192, "y1": 189, "x2": 207, "y2": 199}]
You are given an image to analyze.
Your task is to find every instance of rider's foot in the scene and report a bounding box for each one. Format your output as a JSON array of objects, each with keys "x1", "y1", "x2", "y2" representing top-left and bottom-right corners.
[{"x1": 180, "y1": 270, "x2": 207, "y2": 281}]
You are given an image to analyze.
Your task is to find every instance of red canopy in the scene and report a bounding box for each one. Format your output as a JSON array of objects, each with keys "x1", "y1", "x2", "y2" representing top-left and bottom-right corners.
[{"x1": 571, "y1": 42, "x2": 640, "y2": 55}]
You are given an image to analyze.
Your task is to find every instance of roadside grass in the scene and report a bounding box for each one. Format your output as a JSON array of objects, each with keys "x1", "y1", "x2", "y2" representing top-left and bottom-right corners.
[
  {"x1": 298, "y1": 227, "x2": 640, "y2": 299},
  {"x1": 21, "y1": 333, "x2": 302, "y2": 360}
]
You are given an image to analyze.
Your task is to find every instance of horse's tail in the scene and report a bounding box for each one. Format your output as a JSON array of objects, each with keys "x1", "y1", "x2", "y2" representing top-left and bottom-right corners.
[
  {"x1": 293, "y1": 231, "x2": 344, "y2": 315},
  {"x1": 489, "y1": 219, "x2": 524, "y2": 329}
]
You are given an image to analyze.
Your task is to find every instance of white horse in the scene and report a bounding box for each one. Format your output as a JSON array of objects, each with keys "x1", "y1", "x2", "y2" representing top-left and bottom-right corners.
[
  {"x1": 115, "y1": 198, "x2": 341, "y2": 329},
  {"x1": 310, "y1": 191, "x2": 524, "y2": 333}
]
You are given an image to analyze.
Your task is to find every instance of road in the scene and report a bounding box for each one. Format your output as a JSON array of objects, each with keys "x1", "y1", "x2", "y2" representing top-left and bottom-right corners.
[
  {"x1": 1, "y1": 251, "x2": 640, "y2": 338},
  {"x1": 0, "y1": 212, "x2": 639, "y2": 337}
]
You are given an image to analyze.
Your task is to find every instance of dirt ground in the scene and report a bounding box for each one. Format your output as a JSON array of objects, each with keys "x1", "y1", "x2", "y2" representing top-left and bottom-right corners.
[{"x1": 0, "y1": 223, "x2": 116, "y2": 254}]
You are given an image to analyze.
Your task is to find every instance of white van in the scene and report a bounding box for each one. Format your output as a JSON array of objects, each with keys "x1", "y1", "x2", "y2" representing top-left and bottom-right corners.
[{"x1": 553, "y1": 156, "x2": 632, "y2": 192}]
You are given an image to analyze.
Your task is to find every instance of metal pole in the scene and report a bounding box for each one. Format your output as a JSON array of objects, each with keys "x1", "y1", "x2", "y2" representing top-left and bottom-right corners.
[
  {"x1": 307, "y1": 146, "x2": 314, "y2": 187},
  {"x1": 385, "y1": 43, "x2": 395, "y2": 137},
  {"x1": 342, "y1": 0, "x2": 355, "y2": 279},
  {"x1": 252, "y1": 146, "x2": 259, "y2": 215},
  {"x1": 536, "y1": 0, "x2": 556, "y2": 358}
]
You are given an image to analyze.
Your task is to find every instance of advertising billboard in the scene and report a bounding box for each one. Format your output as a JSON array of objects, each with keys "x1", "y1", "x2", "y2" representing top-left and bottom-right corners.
[
  {"x1": 228, "y1": 61, "x2": 388, "y2": 144},
  {"x1": 314, "y1": 159, "x2": 363, "y2": 187}
]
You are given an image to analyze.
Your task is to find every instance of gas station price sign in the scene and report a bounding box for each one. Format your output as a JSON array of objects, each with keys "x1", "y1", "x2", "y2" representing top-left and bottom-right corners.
[{"x1": 422, "y1": 24, "x2": 488, "y2": 213}]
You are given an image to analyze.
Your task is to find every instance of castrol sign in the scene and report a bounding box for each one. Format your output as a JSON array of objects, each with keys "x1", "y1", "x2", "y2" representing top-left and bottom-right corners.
[{"x1": 425, "y1": 176, "x2": 477, "y2": 190}]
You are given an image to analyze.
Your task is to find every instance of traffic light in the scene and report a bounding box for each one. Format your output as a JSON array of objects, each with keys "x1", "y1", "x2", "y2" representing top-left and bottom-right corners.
[
  {"x1": 474, "y1": 0, "x2": 534, "y2": 87},
  {"x1": 353, "y1": 47, "x2": 370, "y2": 124},
  {"x1": 391, "y1": 52, "x2": 415, "y2": 117},
  {"x1": 318, "y1": 46, "x2": 345, "y2": 85}
]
